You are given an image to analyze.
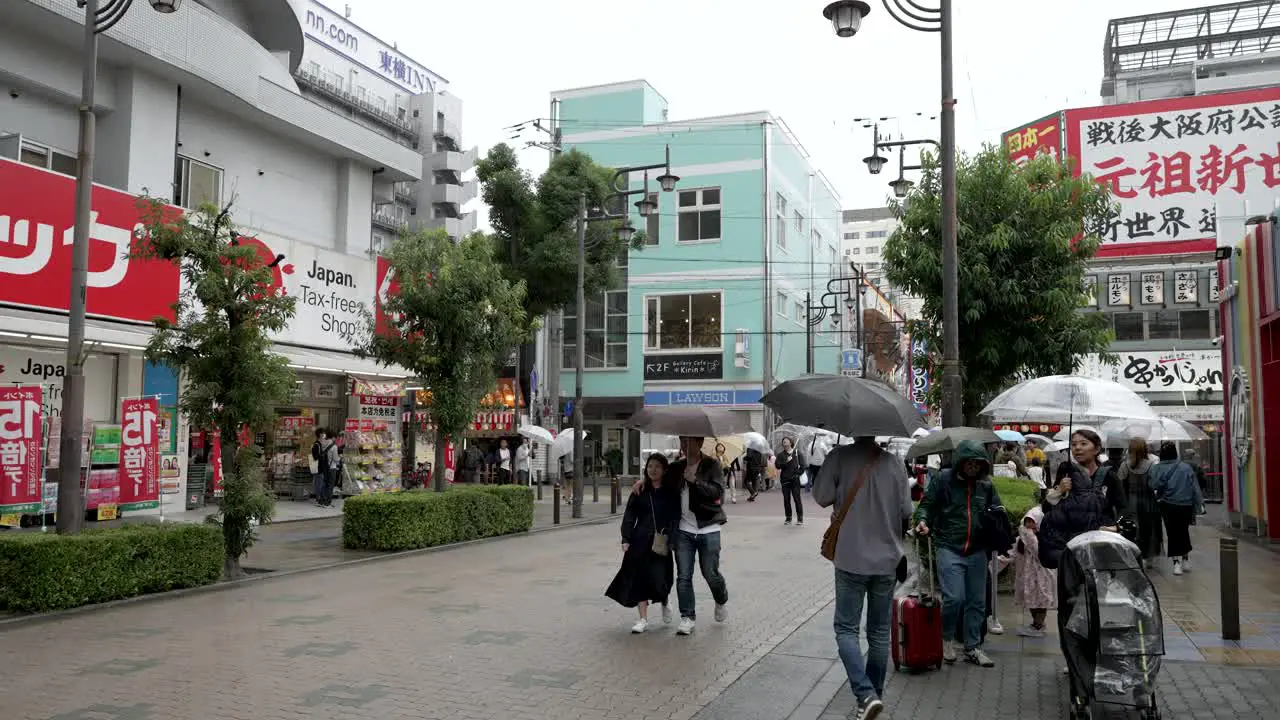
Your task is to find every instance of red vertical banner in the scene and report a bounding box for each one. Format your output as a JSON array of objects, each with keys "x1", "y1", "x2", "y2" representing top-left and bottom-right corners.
[
  {"x1": 0, "y1": 386, "x2": 43, "y2": 514},
  {"x1": 118, "y1": 397, "x2": 160, "y2": 510},
  {"x1": 209, "y1": 430, "x2": 225, "y2": 497}
]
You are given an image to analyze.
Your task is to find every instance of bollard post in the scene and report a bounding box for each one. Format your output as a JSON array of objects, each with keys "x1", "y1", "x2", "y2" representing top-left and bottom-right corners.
[
  {"x1": 592, "y1": 473, "x2": 599, "y2": 503},
  {"x1": 536, "y1": 470, "x2": 543, "y2": 501},
  {"x1": 610, "y1": 476, "x2": 619, "y2": 514},
  {"x1": 553, "y1": 483, "x2": 561, "y2": 525},
  {"x1": 1221, "y1": 537, "x2": 1241, "y2": 640}
]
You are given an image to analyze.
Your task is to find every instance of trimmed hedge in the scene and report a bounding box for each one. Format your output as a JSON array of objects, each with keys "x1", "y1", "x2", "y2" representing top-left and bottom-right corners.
[
  {"x1": 0, "y1": 523, "x2": 224, "y2": 613},
  {"x1": 342, "y1": 485, "x2": 535, "y2": 552},
  {"x1": 993, "y1": 476, "x2": 1041, "y2": 527}
]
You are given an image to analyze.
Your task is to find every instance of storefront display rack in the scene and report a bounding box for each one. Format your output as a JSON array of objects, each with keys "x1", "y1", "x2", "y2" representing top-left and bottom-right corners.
[{"x1": 342, "y1": 422, "x2": 403, "y2": 494}]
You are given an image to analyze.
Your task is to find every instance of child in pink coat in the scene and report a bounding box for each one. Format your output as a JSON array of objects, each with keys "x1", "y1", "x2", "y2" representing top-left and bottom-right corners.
[{"x1": 1014, "y1": 505, "x2": 1057, "y2": 637}]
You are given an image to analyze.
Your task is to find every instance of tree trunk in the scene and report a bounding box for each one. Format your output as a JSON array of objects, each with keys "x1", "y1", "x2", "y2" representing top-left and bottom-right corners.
[
  {"x1": 220, "y1": 433, "x2": 244, "y2": 579},
  {"x1": 433, "y1": 428, "x2": 448, "y2": 492}
]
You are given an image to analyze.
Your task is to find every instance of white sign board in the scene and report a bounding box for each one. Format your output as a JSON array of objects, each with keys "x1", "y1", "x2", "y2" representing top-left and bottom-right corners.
[
  {"x1": 0, "y1": 345, "x2": 117, "y2": 422},
  {"x1": 297, "y1": 0, "x2": 445, "y2": 95},
  {"x1": 1078, "y1": 349, "x2": 1224, "y2": 394}
]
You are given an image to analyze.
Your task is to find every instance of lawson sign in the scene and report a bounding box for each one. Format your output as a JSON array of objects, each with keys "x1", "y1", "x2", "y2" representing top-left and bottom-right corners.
[{"x1": 644, "y1": 389, "x2": 764, "y2": 407}]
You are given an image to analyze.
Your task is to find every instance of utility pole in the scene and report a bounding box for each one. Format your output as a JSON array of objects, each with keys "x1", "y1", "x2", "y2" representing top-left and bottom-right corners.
[
  {"x1": 572, "y1": 195, "x2": 587, "y2": 519},
  {"x1": 529, "y1": 109, "x2": 563, "y2": 488},
  {"x1": 938, "y1": 0, "x2": 963, "y2": 428}
]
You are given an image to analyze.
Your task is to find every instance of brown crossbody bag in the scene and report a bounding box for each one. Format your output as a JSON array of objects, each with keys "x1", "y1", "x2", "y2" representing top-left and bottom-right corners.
[{"x1": 821, "y1": 449, "x2": 880, "y2": 561}]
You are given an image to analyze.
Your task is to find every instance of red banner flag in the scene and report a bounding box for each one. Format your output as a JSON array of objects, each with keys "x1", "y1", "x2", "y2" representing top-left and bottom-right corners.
[
  {"x1": 209, "y1": 430, "x2": 224, "y2": 497},
  {"x1": 118, "y1": 397, "x2": 160, "y2": 510},
  {"x1": 0, "y1": 386, "x2": 43, "y2": 514}
]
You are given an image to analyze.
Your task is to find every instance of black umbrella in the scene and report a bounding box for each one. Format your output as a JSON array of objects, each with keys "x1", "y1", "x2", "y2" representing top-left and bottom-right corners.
[
  {"x1": 905, "y1": 427, "x2": 1001, "y2": 459},
  {"x1": 761, "y1": 374, "x2": 925, "y2": 438},
  {"x1": 623, "y1": 406, "x2": 753, "y2": 438}
]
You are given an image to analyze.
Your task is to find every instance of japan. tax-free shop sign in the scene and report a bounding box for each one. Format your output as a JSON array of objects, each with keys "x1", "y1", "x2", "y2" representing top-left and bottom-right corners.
[
  {"x1": 1065, "y1": 86, "x2": 1280, "y2": 258},
  {"x1": 0, "y1": 157, "x2": 179, "y2": 322}
]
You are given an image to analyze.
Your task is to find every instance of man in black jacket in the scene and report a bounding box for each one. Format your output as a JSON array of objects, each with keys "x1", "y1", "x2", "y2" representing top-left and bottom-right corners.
[{"x1": 670, "y1": 434, "x2": 729, "y2": 636}]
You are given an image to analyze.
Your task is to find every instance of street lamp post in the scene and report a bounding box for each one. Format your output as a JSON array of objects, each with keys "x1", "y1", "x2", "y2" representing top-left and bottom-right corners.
[
  {"x1": 805, "y1": 266, "x2": 865, "y2": 374},
  {"x1": 823, "y1": 0, "x2": 962, "y2": 428},
  {"x1": 569, "y1": 148, "x2": 678, "y2": 519},
  {"x1": 58, "y1": 0, "x2": 182, "y2": 534}
]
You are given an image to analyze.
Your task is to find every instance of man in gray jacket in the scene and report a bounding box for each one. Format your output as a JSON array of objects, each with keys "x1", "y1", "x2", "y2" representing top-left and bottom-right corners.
[{"x1": 813, "y1": 437, "x2": 914, "y2": 720}]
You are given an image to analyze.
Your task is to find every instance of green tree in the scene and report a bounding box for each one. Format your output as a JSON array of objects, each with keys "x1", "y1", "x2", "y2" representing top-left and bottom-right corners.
[
  {"x1": 884, "y1": 148, "x2": 1115, "y2": 421},
  {"x1": 357, "y1": 229, "x2": 528, "y2": 491},
  {"x1": 476, "y1": 144, "x2": 635, "y2": 319},
  {"x1": 131, "y1": 201, "x2": 296, "y2": 578}
]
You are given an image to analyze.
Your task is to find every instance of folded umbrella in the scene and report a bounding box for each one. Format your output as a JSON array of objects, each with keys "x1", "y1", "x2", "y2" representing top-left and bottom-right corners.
[
  {"x1": 905, "y1": 427, "x2": 1001, "y2": 458},
  {"x1": 624, "y1": 406, "x2": 753, "y2": 438},
  {"x1": 761, "y1": 374, "x2": 926, "y2": 438}
]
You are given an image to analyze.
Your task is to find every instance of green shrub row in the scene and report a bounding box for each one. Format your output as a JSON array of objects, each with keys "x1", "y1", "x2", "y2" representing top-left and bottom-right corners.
[
  {"x1": 342, "y1": 485, "x2": 535, "y2": 552},
  {"x1": 0, "y1": 523, "x2": 224, "y2": 613}
]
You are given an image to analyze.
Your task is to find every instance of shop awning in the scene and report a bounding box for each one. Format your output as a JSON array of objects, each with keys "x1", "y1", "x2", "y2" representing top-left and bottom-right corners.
[
  {"x1": 0, "y1": 307, "x2": 153, "y2": 350},
  {"x1": 275, "y1": 345, "x2": 412, "y2": 379}
]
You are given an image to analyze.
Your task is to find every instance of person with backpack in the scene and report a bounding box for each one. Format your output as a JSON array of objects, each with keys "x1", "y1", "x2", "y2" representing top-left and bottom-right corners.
[
  {"x1": 1150, "y1": 441, "x2": 1206, "y2": 576},
  {"x1": 310, "y1": 427, "x2": 340, "y2": 508},
  {"x1": 743, "y1": 447, "x2": 765, "y2": 502},
  {"x1": 913, "y1": 440, "x2": 1003, "y2": 668},
  {"x1": 1116, "y1": 438, "x2": 1161, "y2": 569}
]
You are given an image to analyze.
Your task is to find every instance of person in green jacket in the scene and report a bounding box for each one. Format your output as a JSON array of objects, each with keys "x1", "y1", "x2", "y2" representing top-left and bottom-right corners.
[{"x1": 913, "y1": 440, "x2": 1002, "y2": 668}]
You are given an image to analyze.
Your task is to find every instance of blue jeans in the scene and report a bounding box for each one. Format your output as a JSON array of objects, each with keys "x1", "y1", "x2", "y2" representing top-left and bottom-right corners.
[
  {"x1": 675, "y1": 530, "x2": 728, "y2": 620},
  {"x1": 936, "y1": 546, "x2": 987, "y2": 651},
  {"x1": 313, "y1": 471, "x2": 333, "y2": 505},
  {"x1": 833, "y1": 569, "x2": 895, "y2": 703}
]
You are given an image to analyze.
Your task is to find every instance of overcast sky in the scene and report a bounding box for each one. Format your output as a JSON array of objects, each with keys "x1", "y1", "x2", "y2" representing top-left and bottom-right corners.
[{"x1": 346, "y1": 0, "x2": 1217, "y2": 220}]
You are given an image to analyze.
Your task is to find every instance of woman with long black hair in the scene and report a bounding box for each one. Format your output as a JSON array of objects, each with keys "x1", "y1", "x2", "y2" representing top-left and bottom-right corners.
[{"x1": 606, "y1": 453, "x2": 680, "y2": 633}]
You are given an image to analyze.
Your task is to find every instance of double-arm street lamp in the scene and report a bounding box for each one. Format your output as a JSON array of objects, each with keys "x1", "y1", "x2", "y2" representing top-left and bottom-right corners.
[
  {"x1": 58, "y1": 0, "x2": 183, "y2": 534},
  {"x1": 863, "y1": 124, "x2": 939, "y2": 199},
  {"x1": 805, "y1": 264, "x2": 867, "y2": 375},
  {"x1": 822, "y1": 0, "x2": 963, "y2": 428},
  {"x1": 568, "y1": 148, "x2": 678, "y2": 518}
]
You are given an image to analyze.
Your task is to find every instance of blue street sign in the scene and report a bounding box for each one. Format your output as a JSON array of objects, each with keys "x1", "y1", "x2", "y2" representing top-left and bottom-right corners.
[{"x1": 842, "y1": 349, "x2": 862, "y2": 370}]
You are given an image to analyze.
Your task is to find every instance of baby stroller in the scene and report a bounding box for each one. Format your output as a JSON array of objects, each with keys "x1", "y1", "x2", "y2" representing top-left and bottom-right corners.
[{"x1": 1059, "y1": 530, "x2": 1164, "y2": 720}]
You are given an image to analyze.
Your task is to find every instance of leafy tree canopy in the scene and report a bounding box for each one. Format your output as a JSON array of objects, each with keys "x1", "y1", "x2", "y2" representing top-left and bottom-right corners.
[
  {"x1": 883, "y1": 147, "x2": 1116, "y2": 419},
  {"x1": 131, "y1": 201, "x2": 295, "y2": 574},
  {"x1": 477, "y1": 144, "x2": 635, "y2": 320},
  {"x1": 357, "y1": 229, "x2": 528, "y2": 490}
]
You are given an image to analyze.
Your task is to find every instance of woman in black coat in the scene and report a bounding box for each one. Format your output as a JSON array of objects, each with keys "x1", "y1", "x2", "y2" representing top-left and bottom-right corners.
[
  {"x1": 606, "y1": 453, "x2": 680, "y2": 633},
  {"x1": 773, "y1": 437, "x2": 805, "y2": 526}
]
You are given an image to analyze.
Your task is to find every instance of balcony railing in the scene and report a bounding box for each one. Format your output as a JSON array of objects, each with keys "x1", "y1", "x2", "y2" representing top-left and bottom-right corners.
[
  {"x1": 433, "y1": 118, "x2": 462, "y2": 148},
  {"x1": 372, "y1": 212, "x2": 408, "y2": 232},
  {"x1": 294, "y1": 69, "x2": 420, "y2": 144}
]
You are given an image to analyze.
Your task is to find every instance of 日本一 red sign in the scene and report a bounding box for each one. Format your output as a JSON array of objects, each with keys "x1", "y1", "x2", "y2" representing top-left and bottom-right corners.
[
  {"x1": 1002, "y1": 112, "x2": 1063, "y2": 167},
  {"x1": 0, "y1": 386, "x2": 43, "y2": 514},
  {"x1": 118, "y1": 397, "x2": 160, "y2": 510},
  {"x1": 0, "y1": 157, "x2": 180, "y2": 322},
  {"x1": 1065, "y1": 86, "x2": 1280, "y2": 258}
]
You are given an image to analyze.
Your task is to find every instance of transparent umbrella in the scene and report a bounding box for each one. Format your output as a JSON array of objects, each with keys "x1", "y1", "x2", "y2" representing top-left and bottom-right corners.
[
  {"x1": 1100, "y1": 417, "x2": 1209, "y2": 444},
  {"x1": 982, "y1": 375, "x2": 1159, "y2": 425}
]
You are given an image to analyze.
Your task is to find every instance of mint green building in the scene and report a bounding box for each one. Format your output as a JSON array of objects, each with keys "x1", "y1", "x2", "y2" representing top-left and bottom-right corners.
[{"x1": 547, "y1": 80, "x2": 842, "y2": 474}]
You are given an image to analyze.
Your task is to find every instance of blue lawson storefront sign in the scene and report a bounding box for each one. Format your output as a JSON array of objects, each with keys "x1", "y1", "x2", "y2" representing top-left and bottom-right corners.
[{"x1": 643, "y1": 389, "x2": 765, "y2": 407}]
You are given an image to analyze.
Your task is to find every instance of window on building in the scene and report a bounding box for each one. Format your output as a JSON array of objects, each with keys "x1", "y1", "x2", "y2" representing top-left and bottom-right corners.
[
  {"x1": 1148, "y1": 310, "x2": 1180, "y2": 340},
  {"x1": 776, "y1": 292, "x2": 788, "y2": 316},
  {"x1": 793, "y1": 210, "x2": 804, "y2": 233},
  {"x1": 564, "y1": 288, "x2": 629, "y2": 370},
  {"x1": 866, "y1": 246, "x2": 881, "y2": 255},
  {"x1": 1180, "y1": 309, "x2": 1212, "y2": 339},
  {"x1": 1112, "y1": 312, "x2": 1145, "y2": 341},
  {"x1": 306, "y1": 61, "x2": 321, "y2": 76},
  {"x1": 866, "y1": 229, "x2": 888, "y2": 239},
  {"x1": 645, "y1": 192, "x2": 660, "y2": 246},
  {"x1": 17, "y1": 140, "x2": 76, "y2": 176},
  {"x1": 645, "y1": 292, "x2": 722, "y2": 350},
  {"x1": 794, "y1": 300, "x2": 805, "y2": 324},
  {"x1": 677, "y1": 188, "x2": 721, "y2": 242},
  {"x1": 848, "y1": 247, "x2": 861, "y2": 255},
  {"x1": 775, "y1": 193, "x2": 788, "y2": 250},
  {"x1": 173, "y1": 156, "x2": 223, "y2": 210},
  {"x1": 843, "y1": 231, "x2": 860, "y2": 240},
  {"x1": 325, "y1": 71, "x2": 343, "y2": 90}
]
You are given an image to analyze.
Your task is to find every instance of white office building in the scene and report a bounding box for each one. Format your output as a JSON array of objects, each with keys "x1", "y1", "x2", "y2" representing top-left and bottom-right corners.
[{"x1": 840, "y1": 206, "x2": 922, "y2": 319}]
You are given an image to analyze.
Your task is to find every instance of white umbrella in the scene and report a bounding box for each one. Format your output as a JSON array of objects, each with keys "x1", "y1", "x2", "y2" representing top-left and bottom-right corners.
[
  {"x1": 550, "y1": 429, "x2": 587, "y2": 460},
  {"x1": 982, "y1": 375, "x2": 1159, "y2": 424},
  {"x1": 517, "y1": 425, "x2": 555, "y2": 445},
  {"x1": 1025, "y1": 433, "x2": 1054, "y2": 447},
  {"x1": 1053, "y1": 425, "x2": 1105, "y2": 443},
  {"x1": 1100, "y1": 417, "x2": 1209, "y2": 444},
  {"x1": 742, "y1": 431, "x2": 771, "y2": 454}
]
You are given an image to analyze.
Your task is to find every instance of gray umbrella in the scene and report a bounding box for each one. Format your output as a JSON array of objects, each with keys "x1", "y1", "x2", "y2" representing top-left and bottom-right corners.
[
  {"x1": 761, "y1": 374, "x2": 926, "y2": 438},
  {"x1": 624, "y1": 406, "x2": 753, "y2": 438},
  {"x1": 905, "y1": 427, "x2": 1001, "y2": 459}
]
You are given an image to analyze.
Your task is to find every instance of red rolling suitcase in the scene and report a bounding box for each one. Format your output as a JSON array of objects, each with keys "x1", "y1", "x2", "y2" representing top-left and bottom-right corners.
[{"x1": 892, "y1": 538, "x2": 945, "y2": 672}]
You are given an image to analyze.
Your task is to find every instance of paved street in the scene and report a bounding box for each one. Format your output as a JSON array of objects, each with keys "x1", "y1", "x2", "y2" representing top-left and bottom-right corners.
[{"x1": 1, "y1": 490, "x2": 837, "y2": 720}]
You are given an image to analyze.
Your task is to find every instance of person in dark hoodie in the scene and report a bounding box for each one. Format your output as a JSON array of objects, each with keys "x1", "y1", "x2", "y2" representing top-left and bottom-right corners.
[
  {"x1": 913, "y1": 440, "x2": 1002, "y2": 668},
  {"x1": 667, "y1": 434, "x2": 729, "y2": 636}
]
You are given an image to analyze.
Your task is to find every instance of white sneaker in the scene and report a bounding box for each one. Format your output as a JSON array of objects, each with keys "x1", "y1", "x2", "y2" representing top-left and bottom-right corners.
[
  {"x1": 987, "y1": 617, "x2": 1004, "y2": 635},
  {"x1": 1182, "y1": 557, "x2": 1193, "y2": 572},
  {"x1": 714, "y1": 603, "x2": 727, "y2": 622},
  {"x1": 943, "y1": 641, "x2": 958, "y2": 664},
  {"x1": 1017, "y1": 625, "x2": 1047, "y2": 638},
  {"x1": 661, "y1": 603, "x2": 673, "y2": 624},
  {"x1": 677, "y1": 617, "x2": 695, "y2": 635},
  {"x1": 1172, "y1": 560, "x2": 1184, "y2": 576},
  {"x1": 631, "y1": 619, "x2": 648, "y2": 634}
]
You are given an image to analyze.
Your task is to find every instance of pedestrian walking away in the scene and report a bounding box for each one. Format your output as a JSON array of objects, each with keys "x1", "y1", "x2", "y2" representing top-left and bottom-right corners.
[
  {"x1": 1116, "y1": 438, "x2": 1162, "y2": 569},
  {"x1": 774, "y1": 437, "x2": 805, "y2": 526},
  {"x1": 743, "y1": 446, "x2": 765, "y2": 502},
  {"x1": 913, "y1": 440, "x2": 1001, "y2": 668},
  {"x1": 814, "y1": 437, "x2": 914, "y2": 720},
  {"x1": 636, "y1": 435, "x2": 729, "y2": 635},
  {"x1": 1150, "y1": 441, "x2": 1205, "y2": 576},
  {"x1": 606, "y1": 453, "x2": 679, "y2": 633}
]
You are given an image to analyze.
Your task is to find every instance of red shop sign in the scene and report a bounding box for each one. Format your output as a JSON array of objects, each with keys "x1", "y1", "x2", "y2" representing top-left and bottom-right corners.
[
  {"x1": 0, "y1": 158, "x2": 180, "y2": 322},
  {"x1": 0, "y1": 386, "x2": 43, "y2": 514},
  {"x1": 118, "y1": 397, "x2": 160, "y2": 510}
]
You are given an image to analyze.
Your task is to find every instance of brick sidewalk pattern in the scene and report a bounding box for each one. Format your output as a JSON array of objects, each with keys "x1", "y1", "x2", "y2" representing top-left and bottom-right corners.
[{"x1": 2, "y1": 499, "x2": 835, "y2": 720}]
